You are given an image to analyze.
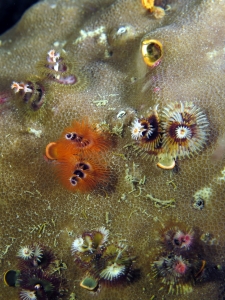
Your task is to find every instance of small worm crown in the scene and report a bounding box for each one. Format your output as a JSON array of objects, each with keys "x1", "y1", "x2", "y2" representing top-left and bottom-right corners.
[
  {"x1": 130, "y1": 102, "x2": 209, "y2": 169},
  {"x1": 45, "y1": 118, "x2": 111, "y2": 193},
  {"x1": 4, "y1": 244, "x2": 66, "y2": 300},
  {"x1": 71, "y1": 228, "x2": 138, "y2": 293},
  {"x1": 151, "y1": 222, "x2": 218, "y2": 294},
  {"x1": 10, "y1": 49, "x2": 88, "y2": 121}
]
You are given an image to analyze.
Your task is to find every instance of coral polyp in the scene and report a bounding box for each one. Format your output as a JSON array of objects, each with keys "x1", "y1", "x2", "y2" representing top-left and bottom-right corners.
[
  {"x1": 20, "y1": 290, "x2": 37, "y2": 300},
  {"x1": 71, "y1": 236, "x2": 93, "y2": 255},
  {"x1": 95, "y1": 227, "x2": 109, "y2": 246},
  {"x1": 173, "y1": 230, "x2": 194, "y2": 250},
  {"x1": 19, "y1": 245, "x2": 55, "y2": 271},
  {"x1": 99, "y1": 263, "x2": 126, "y2": 281},
  {"x1": 17, "y1": 246, "x2": 34, "y2": 260},
  {"x1": 37, "y1": 49, "x2": 74, "y2": 84},
  {"x1": 153, "y1": 254, "x2": 190, "y2": 280},
  {"x1": 131, "y1": 106, "x2": 162, "y2": 156},
  {"x1": 130, "y1": 118, "x2": 144, "y2": 140},
  {"x1": 98, "y1": 243, "x2": 135, "y2": 284},
  {"x1": 159, "y1": 224, "x2": 196, "y2": 255},
  {"x1": 161, "y1": 102, "x2": 209, "y2": 158},
  {"x1": 152, "y1": 254, "x2": 193, "y2": 294},
  {"x1": 59, "y1": 118, "x2": 110, "y2": 155},
  {"x1": 11, "y1": 78, "x2": 46, "y2": 119},
  {"x1": 47, "y1": 49, "x2": 60, "y2": 64},
  {"x1": 11, "y1": 81, "x2": 33, "y2": 94},
  {"x1": 56, "y1": 155, "x2": 109, "y2": 192},
  {"x1": 71, "y1": 227, "x2": 109, "y2": 269},
  {"x1": 138, "y1": 111, "x2": 161, "y2": 151}
]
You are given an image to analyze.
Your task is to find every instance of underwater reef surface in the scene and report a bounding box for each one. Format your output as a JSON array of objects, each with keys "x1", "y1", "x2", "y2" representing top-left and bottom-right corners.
[{"x1": 0, "y1": 0, "x2": 225, "y2": 299}]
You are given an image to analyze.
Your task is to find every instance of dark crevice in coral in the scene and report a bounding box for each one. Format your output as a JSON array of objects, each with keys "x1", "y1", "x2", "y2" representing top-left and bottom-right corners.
[{"x1": 0, "y1": 0, "x2": 39, "y2": 35}]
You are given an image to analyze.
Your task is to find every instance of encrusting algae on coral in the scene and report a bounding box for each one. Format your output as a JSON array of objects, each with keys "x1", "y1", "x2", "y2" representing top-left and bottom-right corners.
[{"x1": 1, "y1": 0, "x2": 225, "y2": 300}]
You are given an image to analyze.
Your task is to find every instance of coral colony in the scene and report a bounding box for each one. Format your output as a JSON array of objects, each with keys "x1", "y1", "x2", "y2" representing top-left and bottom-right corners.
[
  {"x1": 2, "y1": 0, "x2": 225, "y2": 299},
  {"x1": 4, "y1": 245, "x2": 65, "y2": 300}
]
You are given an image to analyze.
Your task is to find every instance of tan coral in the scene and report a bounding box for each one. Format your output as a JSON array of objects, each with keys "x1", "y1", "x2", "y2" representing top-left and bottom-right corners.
[{"x1": 0, "y1": 0, "x2": 225, "y2": 300}]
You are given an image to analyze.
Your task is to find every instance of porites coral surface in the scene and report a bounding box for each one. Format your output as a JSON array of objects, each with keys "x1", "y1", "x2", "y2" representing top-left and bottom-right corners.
[{"x1": 0, "y1": 0, "x2": 225, "y2": 299}]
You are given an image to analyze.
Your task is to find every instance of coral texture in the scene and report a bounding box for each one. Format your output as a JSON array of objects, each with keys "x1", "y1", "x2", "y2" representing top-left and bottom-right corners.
[{"x1": 0, "y1": 0, "x2": 225, "y2": 299}]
